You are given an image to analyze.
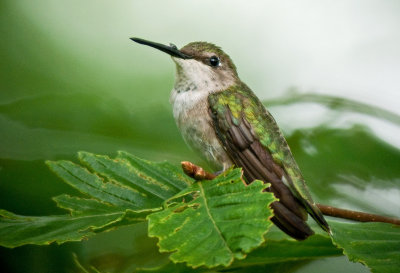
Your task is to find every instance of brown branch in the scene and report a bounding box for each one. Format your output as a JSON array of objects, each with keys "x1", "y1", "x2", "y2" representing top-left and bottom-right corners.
[
  {"x1": 317, "y1": 204, "x2": 400, "y2": 225},
  {"x1": 181, "y1": 161, "x2": 400, "y2": 226}
]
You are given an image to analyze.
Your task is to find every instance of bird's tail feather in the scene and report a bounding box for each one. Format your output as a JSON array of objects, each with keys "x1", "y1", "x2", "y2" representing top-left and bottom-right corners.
[
  {"x1": 303, "y1": 201, "x2": 331, "y2": 233},
  {"x1": 270, "y1": 202, "x2": 314, "y2": 240}
]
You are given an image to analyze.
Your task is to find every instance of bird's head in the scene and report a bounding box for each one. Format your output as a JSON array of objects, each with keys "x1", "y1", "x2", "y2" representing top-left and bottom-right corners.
[{"x1": 131, "y1": 38, "x2": 239, "y2": 92}]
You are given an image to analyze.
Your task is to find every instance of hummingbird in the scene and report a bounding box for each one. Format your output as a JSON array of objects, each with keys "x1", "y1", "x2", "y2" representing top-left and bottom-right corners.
[{"x1": 130, "y1": 37, "x2": 330, "y2": 240}]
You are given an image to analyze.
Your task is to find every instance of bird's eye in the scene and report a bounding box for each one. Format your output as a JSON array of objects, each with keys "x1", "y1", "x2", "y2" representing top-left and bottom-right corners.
[
  {"x1": 209, "y1": 56, "x2": 220, "y2": 67},
  {"x1": 170, "y1": 43, "x2": 178, "y2": 50}
]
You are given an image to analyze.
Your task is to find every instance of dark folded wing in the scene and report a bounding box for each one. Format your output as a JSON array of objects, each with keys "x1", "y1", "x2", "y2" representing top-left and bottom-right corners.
[{"x1": 208, "y1": 86, "x2": 329, "y2": 239}]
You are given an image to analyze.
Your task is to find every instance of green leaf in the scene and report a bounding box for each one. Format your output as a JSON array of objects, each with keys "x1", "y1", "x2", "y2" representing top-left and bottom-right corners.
[
  {"x1": 136, "y1": 228, "x2": 342, "y2": 272},
  {"x1": 147, "y1": 168, "x2": 276, "y2": 268},
  {"x1": 286, "y1": 125, "x2": 400, "y2": 216},
  {"x1": 76, "y1": 151, "x2": 191, "y2": 209},
  {"x1": 116, "y1": 151, "x2": 191, "y2": 192},
  {"x1": 233, "y1": 229, "x2": 341, "y2": 267},
  {"x1": 53, "y1": 194, "x2": 123, "y2": 215},
  {"x1": 330, "y1": 221, "x2": 400, "y2": 273},
  {"x1": 265, "y1": 91, "x2": 400, "y2": 126},
  {"x1": 0, "y1": 152, "x2": 192, "y2": 248},
  {"x1": 0, "y1": 208, "x2": 146, "y2": 248},
  {"x1": 47, "y1": 160, "x2": 142, "y2": 211}
]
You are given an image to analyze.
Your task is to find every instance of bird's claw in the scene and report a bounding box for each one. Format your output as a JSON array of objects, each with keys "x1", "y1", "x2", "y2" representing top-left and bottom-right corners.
[{"x1": 181, "y1": 161, "x2": 216, "y2": 181}]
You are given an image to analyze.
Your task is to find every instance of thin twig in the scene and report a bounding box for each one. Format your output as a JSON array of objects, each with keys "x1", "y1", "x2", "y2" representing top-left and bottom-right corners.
[
  {"x1": 317, "y1": 204, "x2": 400, "y2": 225},
  {"x1": 181, "y1": 161, "x2": 400, "y2": 226}
]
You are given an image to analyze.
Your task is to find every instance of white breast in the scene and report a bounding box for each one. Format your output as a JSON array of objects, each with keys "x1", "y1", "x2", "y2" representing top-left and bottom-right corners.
[
  {"x1": 170, "y1": 88, "x2": 232, "y2": 171},
  {"x1": 169, "y1": 58, "x2": 235, "y2": 170}
]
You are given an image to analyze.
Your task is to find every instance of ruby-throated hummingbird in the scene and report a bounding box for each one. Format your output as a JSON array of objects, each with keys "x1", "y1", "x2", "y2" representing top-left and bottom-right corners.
[{"x1": 130, "y1": 37, "x2": 330, "y2": 240}]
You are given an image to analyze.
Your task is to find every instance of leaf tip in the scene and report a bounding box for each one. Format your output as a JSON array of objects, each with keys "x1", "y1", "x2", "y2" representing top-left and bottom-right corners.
[
  {"x1": 45, "y1": 160, "x2": 54, "y2": 167},
  {"x1": 77, "y1": 151, "x2": 93, "y2": 161}
]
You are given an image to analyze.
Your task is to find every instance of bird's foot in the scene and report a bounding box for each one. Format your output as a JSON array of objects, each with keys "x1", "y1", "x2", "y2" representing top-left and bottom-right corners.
[{"x1": 181, "y1": 161, "x2": 216, "y2": 181}]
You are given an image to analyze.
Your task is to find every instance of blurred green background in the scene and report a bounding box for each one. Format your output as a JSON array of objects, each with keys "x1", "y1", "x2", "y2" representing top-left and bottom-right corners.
[{"x1": 1, "y1": 1, "x2": 399, "y2": 272}]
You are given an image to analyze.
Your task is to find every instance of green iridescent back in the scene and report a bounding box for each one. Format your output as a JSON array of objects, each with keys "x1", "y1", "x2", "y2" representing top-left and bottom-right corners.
[{"x1": 208, "y1": 83, "x2": 317, "y2": 210}]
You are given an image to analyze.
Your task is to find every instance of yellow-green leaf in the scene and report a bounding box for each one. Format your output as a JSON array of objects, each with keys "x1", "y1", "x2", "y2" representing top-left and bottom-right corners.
[
  {"x1": 331, "y1": 221, "x2": 400, "y2": 273},
  {"x1": 147, "y1": 168, "x2": 276, "y2": 268}
]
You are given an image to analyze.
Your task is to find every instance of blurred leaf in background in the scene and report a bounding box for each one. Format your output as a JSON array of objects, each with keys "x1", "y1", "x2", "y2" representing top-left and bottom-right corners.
[{"x1": 1, "y1": 0, "x2": 400, "y2": 272}]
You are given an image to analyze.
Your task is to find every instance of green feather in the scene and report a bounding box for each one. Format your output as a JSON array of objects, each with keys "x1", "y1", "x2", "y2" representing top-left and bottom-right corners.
[{"x1": 209, "y1": 83, "x2": 329, "y2": 233}]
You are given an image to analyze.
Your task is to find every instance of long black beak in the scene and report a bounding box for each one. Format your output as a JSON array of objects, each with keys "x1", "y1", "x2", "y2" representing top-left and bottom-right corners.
[{"x1": 130, "y1": 37, "x2": 192, "y2": 59}]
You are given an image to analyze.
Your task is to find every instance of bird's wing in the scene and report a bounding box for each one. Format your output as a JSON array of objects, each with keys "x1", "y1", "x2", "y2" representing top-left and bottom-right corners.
[{"x1": 208, "y1": 84, "x2": 329, "y2": 238}]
